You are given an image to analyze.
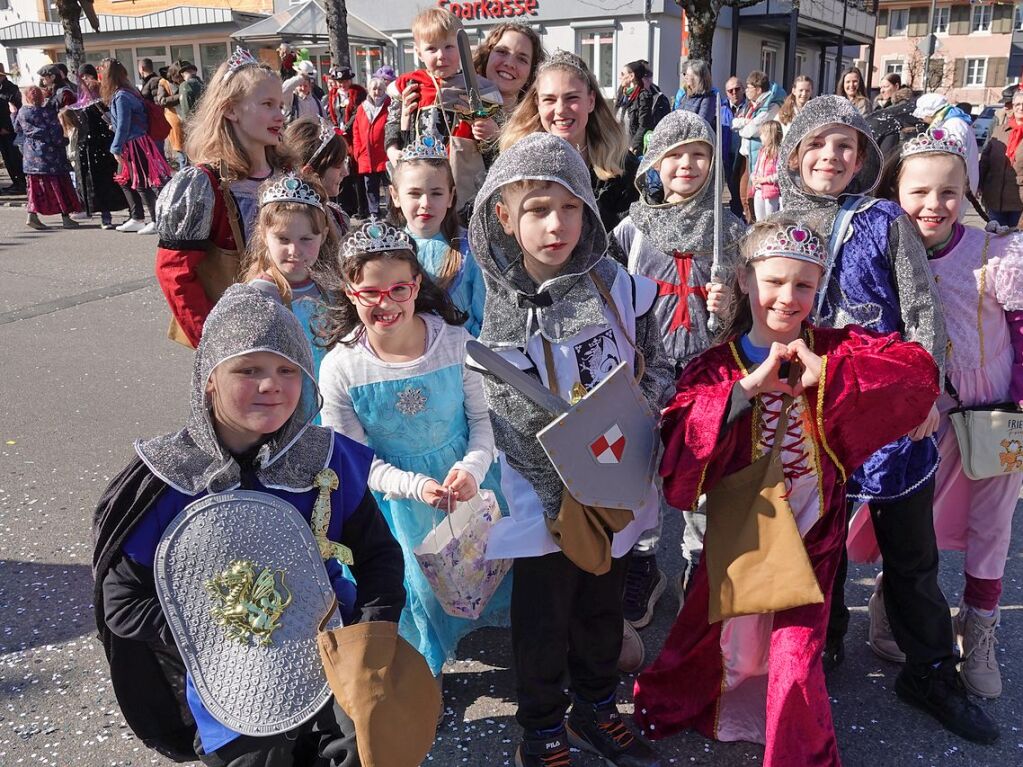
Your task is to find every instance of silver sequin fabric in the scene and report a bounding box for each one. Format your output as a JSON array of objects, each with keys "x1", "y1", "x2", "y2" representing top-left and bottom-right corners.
[
  {"x1": 135, "y1": 284, "x2": 332, "y2": 494},
  {"x1": 155, "y1": 164, "x2": 216, "y2": 243}
]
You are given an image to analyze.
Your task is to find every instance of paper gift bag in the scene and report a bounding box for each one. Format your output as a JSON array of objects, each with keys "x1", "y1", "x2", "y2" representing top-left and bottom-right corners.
[{"x1": 413, "y1": 490, "x2": 511, "y2": 620}]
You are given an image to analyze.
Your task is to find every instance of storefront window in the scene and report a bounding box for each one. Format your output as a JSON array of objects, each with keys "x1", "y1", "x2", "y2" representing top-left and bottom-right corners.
[
  {"x1": 400, "y1": 40, "x2": 417, "y2": 76},
  {"x1": 200, "y1": 42, "x2": 229, "y2": 82},
  {"x1": 578, "y1": 29, "x2": 613, "y2": 92},
  {"x1": 115, "y1": 48, "x2": 134, "y2": 68},
  {"x1": 84, "y1": 50, "x2": 110, "y2": 65},
  {"x1": 352, "y1": 45, "x2": 383, "y2": 84},
  {"x1": 170, "y1": 44, "x2": 195, "y2": 66}
]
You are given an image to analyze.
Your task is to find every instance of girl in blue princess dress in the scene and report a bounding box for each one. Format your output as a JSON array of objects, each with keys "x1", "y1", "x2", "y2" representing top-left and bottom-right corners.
[
  {"x1": 318, "y1": 220, "x2": 510, "y2": 690},
  {"x1": 389, "y1": 136, "x2": 486, "y2": 335}
]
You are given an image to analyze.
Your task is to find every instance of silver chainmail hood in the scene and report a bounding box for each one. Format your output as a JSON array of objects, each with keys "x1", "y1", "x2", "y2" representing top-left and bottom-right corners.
[
  {"x1": 136, "y1": 284, "x2": 332, "y2": 495},
  {"x1": 468, "y1": 132, "x2": 615, "y2": 347},
  {"x1": 629, "y1": 109, "x2": 747, "y2": 256},
  {"x1": 777, "y1": 95, "x2": 884, "y2": 237}
]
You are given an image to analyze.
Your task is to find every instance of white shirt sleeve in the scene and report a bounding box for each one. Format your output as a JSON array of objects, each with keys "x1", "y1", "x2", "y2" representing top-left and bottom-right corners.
[
  {"x1": 318, "y1": 351, "x2": 433, "y2": 503},
  {"x1": 451, "y1": 360, "x2": 497, "y2": 488}
]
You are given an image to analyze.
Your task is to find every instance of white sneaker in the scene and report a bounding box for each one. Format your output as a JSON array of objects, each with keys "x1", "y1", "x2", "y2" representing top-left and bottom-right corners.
[
  {"x1": 117, "y1": 219, "x2": 146, "y2": 232},
  {"x1": 137, "y1": 221, "x2": 158, "y2": 235}
]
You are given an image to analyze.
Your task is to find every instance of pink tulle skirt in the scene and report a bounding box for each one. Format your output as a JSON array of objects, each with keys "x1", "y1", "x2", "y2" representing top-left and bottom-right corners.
[
  {"x1": 114, "y1": 134, "x2": 172, "y2": 191},
  {"x1": 27, "y1": 173, "x2": 81, "y2": 215}
]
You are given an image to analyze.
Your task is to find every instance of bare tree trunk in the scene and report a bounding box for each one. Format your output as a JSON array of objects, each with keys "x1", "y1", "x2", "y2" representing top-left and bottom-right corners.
[
  {"x1": 682, "y1": 1, "x2": 718, "y2": 66},
  {"x1": 323, "y1": 0, "x2": 351, "y2": 68},
  {"x1": 57, "y1": 0, "x2": 86, "y2": 75}
]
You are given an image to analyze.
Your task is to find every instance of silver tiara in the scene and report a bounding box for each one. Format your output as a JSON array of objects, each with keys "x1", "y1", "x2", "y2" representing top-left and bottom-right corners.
[
  {"x1": 309, "y1": 117, "x2": 342, "y2": 163},
  {"x1": 400, "y1": 132, "x2": 448, "y2": 161},
  {"x1": 750, "y1": 224, "x2": 826, "y2": 268},
  {"x1": 901, "y1": 127, "x2": 968, "y2": 161},
  {"x1": 224, "y1": 47, "x2": 259, "y2": 82},
  {"x1": 538, "y1": 50, "x2": 589, "y2": 78},
  {"x1": 259, "y1": 172, "x2": 323, "y2": 208},
  {"x1": 341, "y1": 221, "x2": 415, "y2": 259}
]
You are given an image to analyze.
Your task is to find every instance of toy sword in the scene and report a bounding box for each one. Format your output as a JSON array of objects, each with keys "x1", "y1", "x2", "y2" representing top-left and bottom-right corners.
[
  {"x1": 455, "y1": 29, "x2": 501, "y2": 119},
  {"x1": 466, "y1": 340, "x2": 570, "y2": 416},
  {"x1": 707, "y1": 91, "x2": 725, "y2": 334}
]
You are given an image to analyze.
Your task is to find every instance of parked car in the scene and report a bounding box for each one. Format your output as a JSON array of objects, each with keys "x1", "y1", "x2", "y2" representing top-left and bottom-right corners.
[{"x1": 973, "y1": 105, "x2": 999, "y2": 147}]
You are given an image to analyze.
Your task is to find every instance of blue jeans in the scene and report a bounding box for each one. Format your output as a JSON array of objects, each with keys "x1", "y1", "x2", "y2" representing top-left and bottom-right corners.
[{"x1": 990, "y1": 209, "x2": 1021, "y2": 228}]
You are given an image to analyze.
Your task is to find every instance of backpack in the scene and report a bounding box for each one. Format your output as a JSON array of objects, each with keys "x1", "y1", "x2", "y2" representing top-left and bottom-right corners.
[
  {"x1": 144, "y1": 97, "x2": 171, "y2": 142},
  {"x1": 651, "y1": 89, "x2": 671, "y2": 127}
]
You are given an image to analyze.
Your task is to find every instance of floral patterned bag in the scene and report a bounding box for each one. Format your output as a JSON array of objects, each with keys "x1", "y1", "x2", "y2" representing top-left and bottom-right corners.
[{"x1": 413, "y1": 490, "x2": 511, "y2": 620}]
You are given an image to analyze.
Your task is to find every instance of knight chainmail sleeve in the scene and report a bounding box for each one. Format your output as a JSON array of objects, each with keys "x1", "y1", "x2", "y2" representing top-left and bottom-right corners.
[
  {"x1": 482, "y1": 372, "x2": 565, "y2": 520},
  {"x1": 889, "y1": 213, "x2": 948, "y2": 380},
  {"x1": 634, "y1": 307, "x2": 675, "y2": 412},
  {"x1": 384, "y1": 93, "x2": 405, "y2": 151}
]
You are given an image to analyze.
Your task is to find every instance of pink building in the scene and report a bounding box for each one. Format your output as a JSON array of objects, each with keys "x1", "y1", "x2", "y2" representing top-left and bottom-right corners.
[{"x1": 867, "y1": 0, "x2": 1020, "y2": 107}]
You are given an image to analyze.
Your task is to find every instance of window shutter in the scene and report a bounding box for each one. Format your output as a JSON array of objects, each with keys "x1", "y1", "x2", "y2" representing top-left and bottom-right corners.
[
  {"x1": 950, "y1": 4, "x2": 970, "y2": 35},
  {"x1": 993, "y1": 3, "x2": 1013, "y2": 33},
  {"x1": 877, "y1": 9, "x2": 889, "y2": 38},
  {"x1": 954, "y1": 58, "x2": 966, "y2": 88},
  {"x1": 987, "y1": 57, "x2": 1009, "y2": 87},
  {"x1": 908, "y1": 7, "x2": 929, "y2": 36}
]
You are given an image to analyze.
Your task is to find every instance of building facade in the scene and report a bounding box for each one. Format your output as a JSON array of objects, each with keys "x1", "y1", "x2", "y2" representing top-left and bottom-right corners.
[
  {"x1": 0, "y1": 0, "x2": 273, "y2": 83},
  {"x1": 869, "y1": 0, "x2": 1019, "y2": 107}
]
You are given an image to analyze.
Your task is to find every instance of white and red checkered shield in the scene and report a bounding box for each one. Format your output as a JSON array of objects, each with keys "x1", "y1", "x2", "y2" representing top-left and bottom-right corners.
[
  {"x1": 538, "y1": 362, "x2": 657, "y2": 509},
  {"x1": 590, "y1": 425, "x2": 626, "y2": 464}
]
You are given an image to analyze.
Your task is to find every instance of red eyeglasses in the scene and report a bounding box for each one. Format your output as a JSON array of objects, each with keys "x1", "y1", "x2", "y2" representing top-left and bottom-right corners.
[{"x1": 347, "y1": 282, "x2": 417, "y2": 307}]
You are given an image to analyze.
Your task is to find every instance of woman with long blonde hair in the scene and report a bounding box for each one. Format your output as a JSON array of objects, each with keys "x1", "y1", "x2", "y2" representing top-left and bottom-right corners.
[
  {"x1": 500, "y1": 50, "x2": 638, "y2": 234},
  {"x1": 154, "y1": 49, "x2": 295, "y2": 348}
]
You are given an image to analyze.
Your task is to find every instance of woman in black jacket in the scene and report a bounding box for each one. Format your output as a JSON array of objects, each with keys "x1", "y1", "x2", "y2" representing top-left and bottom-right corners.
[{"x1": 615, "y1": 60, "x2": 655, "y2": 156}]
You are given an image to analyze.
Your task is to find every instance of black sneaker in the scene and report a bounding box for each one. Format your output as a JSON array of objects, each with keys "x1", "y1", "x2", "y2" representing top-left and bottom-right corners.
[
  {"x1": 623, "y1": 555, "x2": 666, "y2": 629},
  {"x1": 566, "y1": 697, "x2": 660, "y2": 767},
  {"x1": 895, "y1": 661, "x2": 999, "y2": 744},
  {"x1": 515, "y1": 726, "x2": 573, "y2": 767}
]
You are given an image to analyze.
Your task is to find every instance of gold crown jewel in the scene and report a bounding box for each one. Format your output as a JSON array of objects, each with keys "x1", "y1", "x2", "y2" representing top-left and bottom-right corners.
[
  {"x1": 751, "y1": 224, "x2": 826, "y2": 268},
  {"x1": 901, "y1": 127, "x2": 968, "y2": 161},
  {"x1": 341, "y1": 221, "x2": 416, "y2": 259},
  {"x1": 224, "y1": 46, "x2": 259, "y2": 81},
  {"x1": 259, "y1": 172, "x2": 323, "y2": 208},
  {"x1": 400, "y1": 132, "x2": 448, "y2": 161}
]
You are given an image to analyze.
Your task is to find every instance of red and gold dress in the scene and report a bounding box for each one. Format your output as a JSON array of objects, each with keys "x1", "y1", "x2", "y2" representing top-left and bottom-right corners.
[{"x1": 634, "y1": 326, "x2": 939, "y2": 767}]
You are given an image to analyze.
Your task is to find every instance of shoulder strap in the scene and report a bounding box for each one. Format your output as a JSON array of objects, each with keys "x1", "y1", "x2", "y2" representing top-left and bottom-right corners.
[
  {"x1": 815, "y1": 194, "x2": 867, "y2": 321},
  {"x1": 590, "y1": 269, "x2": 646, "y2": 384}
]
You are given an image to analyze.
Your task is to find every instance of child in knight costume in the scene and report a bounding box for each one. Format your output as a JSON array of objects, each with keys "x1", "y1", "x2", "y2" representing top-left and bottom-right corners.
[
  {"x1": 634, "y1": 219, "x2": 940, "y2": 767},
  {"x1": 612, "y1": 109, "x2": 747, "y2": 629},
  {"x1": 776, "y1": 95, "x2": 997, "y2": 744},
  {"x1": 92, "y1": 284, "x2": 437, "y2": 766},
  {"x1": 468, "y1": 132, "x2": 672, "y2": 767}
]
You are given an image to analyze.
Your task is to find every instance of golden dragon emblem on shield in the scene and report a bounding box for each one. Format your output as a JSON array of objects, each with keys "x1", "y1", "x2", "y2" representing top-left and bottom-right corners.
[{"x1": 205, "y1": 560, "x2": 293, "y2": 646}]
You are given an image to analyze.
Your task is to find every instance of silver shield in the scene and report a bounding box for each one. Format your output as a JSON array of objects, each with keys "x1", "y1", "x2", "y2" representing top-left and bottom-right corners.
[
  {"x1": 154, "y1": 491, "x2": 342, "y2": 737},
  {"x1": 537, "y1": 362, "x2": 658, "y2": 509}
]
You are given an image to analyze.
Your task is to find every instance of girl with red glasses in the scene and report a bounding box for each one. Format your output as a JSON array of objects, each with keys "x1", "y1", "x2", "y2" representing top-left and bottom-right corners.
[{"x1": 318, "y1": 221, "x2": 511, "y2": 709}]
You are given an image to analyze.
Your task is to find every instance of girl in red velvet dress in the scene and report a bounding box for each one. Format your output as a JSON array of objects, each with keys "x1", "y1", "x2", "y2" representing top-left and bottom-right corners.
[{"x1": 634, "y1": 219, "x2": 940, "y2": 766}]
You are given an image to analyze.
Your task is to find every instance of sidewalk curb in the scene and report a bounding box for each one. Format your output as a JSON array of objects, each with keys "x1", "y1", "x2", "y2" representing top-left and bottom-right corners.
[{"x1": 0, "y1": 199, "x2": 26, "y2": 208}]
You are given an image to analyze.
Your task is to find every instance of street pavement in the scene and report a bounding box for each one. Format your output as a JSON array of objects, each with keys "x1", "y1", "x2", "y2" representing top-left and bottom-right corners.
[{"x1": 1, "y1": 207, "x2": 1021, "y2": 767}]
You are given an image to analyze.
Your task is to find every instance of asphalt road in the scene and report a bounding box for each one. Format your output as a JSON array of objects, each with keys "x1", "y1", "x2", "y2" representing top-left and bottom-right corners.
[{"x1": 1, "y1": 207, "x2": 1021, "y2": 767}]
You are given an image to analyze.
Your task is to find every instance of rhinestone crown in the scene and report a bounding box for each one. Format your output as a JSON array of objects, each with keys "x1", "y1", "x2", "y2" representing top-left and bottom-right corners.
[
  {"x1": 224, "y1": 46, "x2": 259, "y2": 81},
  {"x1": 341, "y1": 221, "x2": 416, "y2": 259},
  {"x1": 259, "y1": 172, "x2": 323, "y2": 208},
  {"x1": 901, "y1": 127, "x2": 968, "y2": 161},
  {"x1": 400, "y1": 132, "x2": 448, "y2": 162},
  {"x1": 310, "y1": 117, "x2": 343, "y2": 163},
  {"x1": 750, "y1": 224, "x2": 826, "y2": 268}
]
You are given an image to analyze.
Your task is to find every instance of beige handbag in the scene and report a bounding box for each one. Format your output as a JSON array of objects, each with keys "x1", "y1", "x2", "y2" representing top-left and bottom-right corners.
[
  {"x1": 703, "y1": 368, "x2": 824, "y2": 624},
  {"x1": 945, "y1": 233, "x2": 1023, "y2": 480}
]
